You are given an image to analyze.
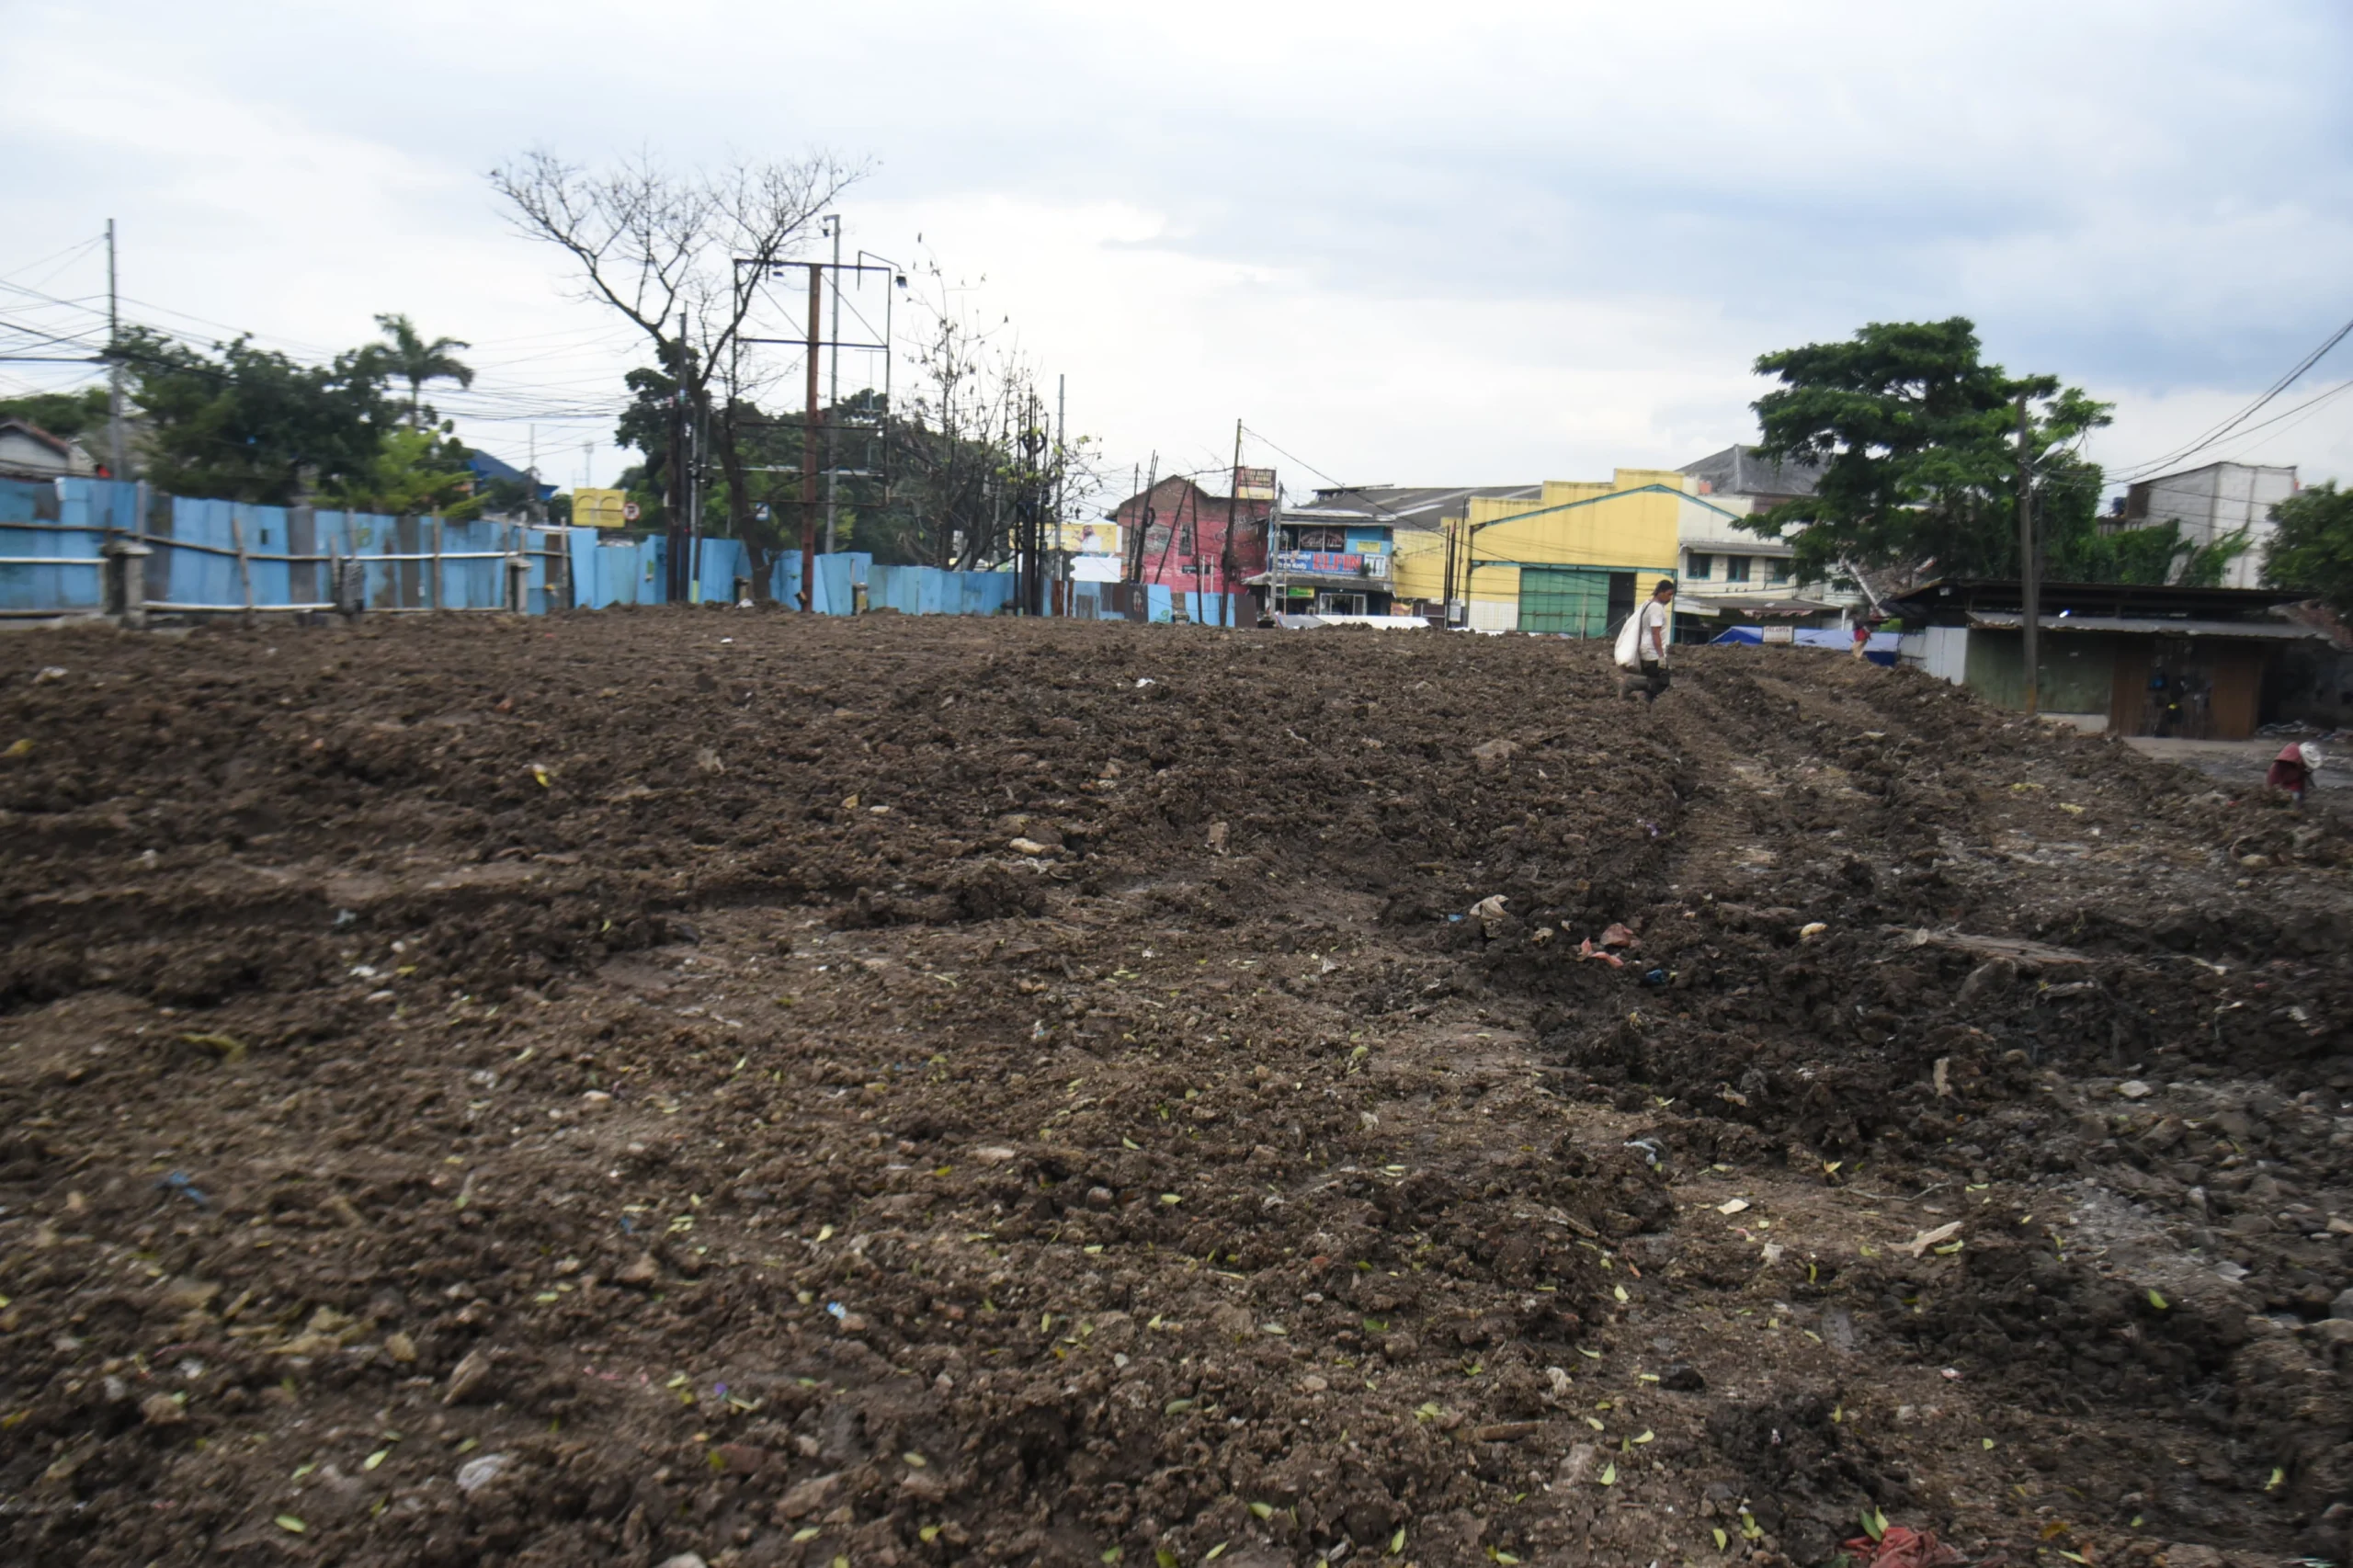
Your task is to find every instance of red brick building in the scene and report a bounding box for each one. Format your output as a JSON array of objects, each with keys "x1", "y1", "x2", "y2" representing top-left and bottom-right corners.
[{"x1": 1108, "y1": 474, "x2": 1270, "y2": 599}]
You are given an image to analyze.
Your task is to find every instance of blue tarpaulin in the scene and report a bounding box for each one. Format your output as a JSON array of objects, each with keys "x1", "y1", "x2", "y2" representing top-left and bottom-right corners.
[{"x1": 1711, "y1": 624, "x2": 1900, "y2": 665}]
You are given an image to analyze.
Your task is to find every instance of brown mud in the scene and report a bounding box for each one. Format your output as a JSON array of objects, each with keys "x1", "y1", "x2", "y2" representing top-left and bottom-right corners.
[{"x1": 1, "y1": 609, "x2": 2347, "y2": 1568}]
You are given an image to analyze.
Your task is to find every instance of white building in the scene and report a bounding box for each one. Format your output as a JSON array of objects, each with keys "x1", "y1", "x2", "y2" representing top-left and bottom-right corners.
[
  {"x1": 1676, "y1": 445, "x2": 1859, "y2": 622},
  {"x1": 2120, "y1": 461, "x2": 2297, "y2": 592},
  {"x1": 0, "y1": 419, "x2": 100, "y2": 483}
]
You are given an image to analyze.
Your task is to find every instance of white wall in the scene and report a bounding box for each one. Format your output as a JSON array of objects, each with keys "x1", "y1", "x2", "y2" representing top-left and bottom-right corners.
[
  {"x1": 1910, "y1": 624, "x2": 1968, "y2": 684},
  {"x1": 2132, "y1": 462, "x2": 2297, "y2": 590},
  {"x1": 1466, "y1": 597, "x2": 1518, "y2": 633}
]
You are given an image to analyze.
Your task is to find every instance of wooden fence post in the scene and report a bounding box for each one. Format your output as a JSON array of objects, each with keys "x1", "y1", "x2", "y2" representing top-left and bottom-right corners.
[{"x1": 230, "y1": 513, "x2": 256, "y2": 625}]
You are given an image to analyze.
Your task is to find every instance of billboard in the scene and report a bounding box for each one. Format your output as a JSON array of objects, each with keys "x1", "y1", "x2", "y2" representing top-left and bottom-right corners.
[
  {"x1": 574, "y1": 487, "x2": 632, "y2": 529},
  {"x1": 1233, "y1": 466, "x2": 1278, "y2": 502},
  {"x1": 1054, "y1": 520, "x2": 1121, "y2": 557}
]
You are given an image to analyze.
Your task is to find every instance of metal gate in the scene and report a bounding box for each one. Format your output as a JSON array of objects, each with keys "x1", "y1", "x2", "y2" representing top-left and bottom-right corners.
[{"x1": 1518, "y1": 567, "x2": 1631, "y2": 637}]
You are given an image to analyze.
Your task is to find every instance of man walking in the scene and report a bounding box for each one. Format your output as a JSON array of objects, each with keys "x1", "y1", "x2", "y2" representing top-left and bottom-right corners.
[{"x1": 1615, "y1": 578, "x2": 1676, "y2": 701}]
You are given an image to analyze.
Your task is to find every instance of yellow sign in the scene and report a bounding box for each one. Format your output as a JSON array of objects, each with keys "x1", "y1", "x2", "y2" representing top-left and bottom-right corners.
[
  {"x1": 1054, "y1": 520, "x2": 1120, "y2": 557},
  {"x1": 573, "y1": 487, "x2": 631, "y2": 529}
]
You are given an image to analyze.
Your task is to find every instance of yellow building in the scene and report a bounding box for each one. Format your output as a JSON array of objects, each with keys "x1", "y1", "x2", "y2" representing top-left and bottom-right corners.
[{"x1": 1391, "y1": 468, "x2": 1691, "y2": 633}]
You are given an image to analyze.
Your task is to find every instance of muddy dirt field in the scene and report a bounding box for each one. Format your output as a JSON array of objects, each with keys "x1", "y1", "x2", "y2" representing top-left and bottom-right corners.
[{"x1": 3, "y1": 608, "x2": 2349, "y2": 1568}]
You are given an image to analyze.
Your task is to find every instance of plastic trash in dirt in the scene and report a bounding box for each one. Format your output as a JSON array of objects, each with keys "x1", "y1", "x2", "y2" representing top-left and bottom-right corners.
[
  {"x1": 1575, "y1": 937, "x2": 1624, "y2": 969},
  {"x1": 1840, "y1": 1524, "x2": 1964, "y2": 1567},
  {"x1": 1469, "y1": 894, "x2": 1510, "y2": 937}
]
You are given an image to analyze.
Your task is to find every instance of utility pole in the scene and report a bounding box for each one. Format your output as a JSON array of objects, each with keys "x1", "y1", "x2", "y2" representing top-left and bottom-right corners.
[
  {"x1": 801, "y1": 263, "x2": 823, "y2": 612},
  {"x1": 1127, "y1": 453, "x2": 1157, "y2": 589},
  {"x1": 824, "y1": 215, "x2": 841, "y2": 555},
  {"x1": 1054, "y1": 374, "x2": 1067, "y2": 616},
  {"x1": 1222, "y1": 419, "x2": 1242, "y2": 629},
  {"x1": 2017, "y1": 394, "x2": 2040, "y2": 718},
  {"x1": 666, "y1": 381, "x2": 688, "y2": 600},
  {"x1": 105, "y1": 220, "x2": 126, "y2": 482}
]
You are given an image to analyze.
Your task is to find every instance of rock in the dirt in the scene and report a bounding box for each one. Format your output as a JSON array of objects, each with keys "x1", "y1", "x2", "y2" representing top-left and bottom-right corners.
[
  {"x1": 1472, "y1": 738, "x2": 1518, "y2": 772},
  {"x1": 1559, "y1": 1442, "x2": 1599, "y2": 1483},
  {"x1": 972, "y1": 1146, "x2": 1018, "y2": 1165},
  {"x1": 615, "y1": 1253, "x2": 660, "y2": 1288},
  {"x1": 140, "y1": 1393, "x2": 186, "y2": 1426},
  {"x1": 1954, "y1": 957, "x2": 2018, "y2": 1010},
  {"x1": 656, "y1": 1555, "x2": 710, "y2": 1568},
  {"x1": 454, "y1": 1451, "x2": 511, "y2": 1493},
  {"x1": 2118, "y1": 1079, "x2": 2154, "y2": 1100},
  {"x1": 384, "y1": 1331, "x2": 417, "y2": 1364},
  {"x1": 2164, "y1": 1548, "x2": 2223, "y2": 1568},
  {"x1": 2330, "y1": 1288, "x2": 2353, "y2": 1321},
  {"x1": 1659, "y1": 1363, "x2": 1706, "y2": 1391},
  {"x1": 442, "y1": 1347, "x2": 494, "y2": 1406},
  {"x1": 776, "y1": 1471, "x2": 842, "y2": 1520}
]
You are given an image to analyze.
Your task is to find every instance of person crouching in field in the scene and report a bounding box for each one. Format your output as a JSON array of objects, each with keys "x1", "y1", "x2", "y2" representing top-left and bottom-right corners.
[
  {"x1": 2268, "y1": 742, "x2": 2323, "y2": 808},
  {"x1": 1615, "y1": 579, "x2": 1677, "y2": 702}
]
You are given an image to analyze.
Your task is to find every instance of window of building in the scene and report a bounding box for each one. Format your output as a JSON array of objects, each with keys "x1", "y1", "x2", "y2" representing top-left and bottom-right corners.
[
  {"x1": 1723, "y1": 554, "x2": 1750, "y2": 585},
  {"x1": 1687, "y1": 552, "x2": 1713, "y2": 580},
  {"x1": 1768, "y1": 557, "x2": 1789, "y2": 583}
]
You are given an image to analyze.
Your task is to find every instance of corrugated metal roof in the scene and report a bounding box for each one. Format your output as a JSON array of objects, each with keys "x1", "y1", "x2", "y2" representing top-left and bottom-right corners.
[
  {"x1": 1963, "y1": 612, "x2": 2324, "y2": 640},
  {"x1": 1678, "y1": 445, "x2": 1823, "y2": 499},
  {"x1": 1294, "y1": 484, "x2": 1541, "y2": 532}
]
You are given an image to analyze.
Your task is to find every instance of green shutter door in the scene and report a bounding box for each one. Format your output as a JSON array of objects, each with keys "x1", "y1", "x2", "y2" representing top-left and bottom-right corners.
[{"x1": 1518, "y1": 567, "x2": 1614, "y2": 636}]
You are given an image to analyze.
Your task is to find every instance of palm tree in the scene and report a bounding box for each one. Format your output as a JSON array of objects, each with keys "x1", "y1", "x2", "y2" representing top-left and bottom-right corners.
[{"x1": 371, "y1": 313, "x2": 474, "y2": 424}]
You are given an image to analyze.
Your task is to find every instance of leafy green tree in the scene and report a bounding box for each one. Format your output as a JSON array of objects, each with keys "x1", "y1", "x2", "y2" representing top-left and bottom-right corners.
[
  {"x1": 2264, "y1": 481, "x2": 2353, "y2": 613},
  {"x1": 0, "y1": 388, "x2": 108, "y2": 440},
  {"x1": 119, "y1": 327, "x2": 393, "y2": 506},
  {"x1": 1737, "y1": 318, "x2": 2111, "y2": 584},
  {"x1": 613, "y1": 362, "x2": 684, "y2": 532},
  {"x1": 366, "y1": 313, "x2": 474, "y2": 425},
  {"x1": 316, "y1": 425, "x2": 477, "y2": 517}
]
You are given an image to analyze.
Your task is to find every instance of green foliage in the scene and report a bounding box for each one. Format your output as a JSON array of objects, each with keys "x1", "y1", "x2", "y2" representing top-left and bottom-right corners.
[
  {"x1": 119, "y1": 326, "x2": 394, "y2": 506},
  {"x1": 2264, "y1": 480, "x2": 2353, "y2": 613},
  {"x1": 0, "y1": 387, "x2": 108, "y2": 441},
  {"x1": 364, "y1": 314, "x2": 473, "y2": 424},
  {"x1": 1737, "y1": 317, "x2": 2110, "y2": 584},
  {"x1": 315, "y1": 426, "x2": 477, "y2": 517},
  {"x1": 614, "y1": 364, "x2": 683, "y2": 531},
  {"x1": 2048, "y1": 513, "x2": 2250, "y2": 587}
]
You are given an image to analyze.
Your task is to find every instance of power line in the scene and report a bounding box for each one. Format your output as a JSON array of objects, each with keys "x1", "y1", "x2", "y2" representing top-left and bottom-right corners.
[{"x1": 2109, "y1": 314, "x2": 2353, "y2": 482}]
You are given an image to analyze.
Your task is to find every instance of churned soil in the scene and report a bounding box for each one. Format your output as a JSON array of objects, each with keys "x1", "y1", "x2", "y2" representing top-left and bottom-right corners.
[{"x1": 0, "y1": 608, "x2": 2348, "y2": 1568}]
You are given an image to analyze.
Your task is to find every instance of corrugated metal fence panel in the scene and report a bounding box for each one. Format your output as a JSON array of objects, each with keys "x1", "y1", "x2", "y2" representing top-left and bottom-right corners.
[
  {"x1": 1181, "y1": 591, "x2": 1243, "y2": 626},
  {"x1": 5, "y1": 478, "x2": 1248, "y2": 628},
  {"x1": 0, "y1": 477, "x2": 96, "y2": 612},
  {"x1": 157, "y1": 496, "x2": 244, "y2": 607}
]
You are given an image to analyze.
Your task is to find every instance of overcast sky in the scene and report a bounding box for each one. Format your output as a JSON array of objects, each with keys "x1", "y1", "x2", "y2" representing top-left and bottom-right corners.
[{"x1": 5, "y1": 0, "x2": 2349, "y2": 507}]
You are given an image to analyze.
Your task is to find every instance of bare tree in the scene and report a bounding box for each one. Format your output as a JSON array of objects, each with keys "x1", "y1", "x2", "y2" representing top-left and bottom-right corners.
[
  {"x1": 489, "y1": 148, "x2": 859, "y2": 597},
  {"x1": 883, "y1": 259, "x2": 1100, "y2": 574}
]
